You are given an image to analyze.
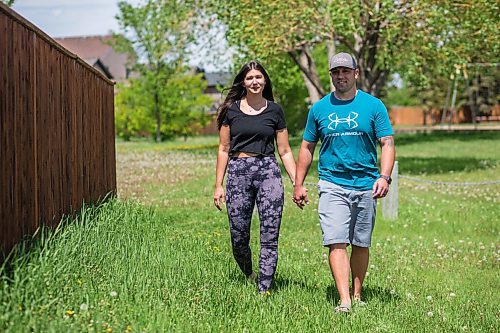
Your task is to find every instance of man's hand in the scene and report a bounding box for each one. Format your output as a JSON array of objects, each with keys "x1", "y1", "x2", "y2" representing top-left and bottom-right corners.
[
  {"x1": 292, "y1": 185, "x2": 309, "y2": 209},
  {"x1": 213, "y1": 185, "x2": 225, "y2": 210},
  {"x1": 372, "y1": 178, "x2": 389, "y2": 199}
]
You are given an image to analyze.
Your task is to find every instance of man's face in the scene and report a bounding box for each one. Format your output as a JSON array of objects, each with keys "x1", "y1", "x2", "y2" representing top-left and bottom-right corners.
[{"x1": 330, "y1": 67, "x2": 358, "y2": 93}]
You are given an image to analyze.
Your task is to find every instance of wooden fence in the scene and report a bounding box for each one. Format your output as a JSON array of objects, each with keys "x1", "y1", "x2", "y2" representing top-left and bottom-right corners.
[{"x1": 0, "y1": 3, "x2": 116, "y2": 257}]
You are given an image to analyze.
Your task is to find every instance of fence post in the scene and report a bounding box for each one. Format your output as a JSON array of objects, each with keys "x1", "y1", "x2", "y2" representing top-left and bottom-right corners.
[{"x1": 382, "y1": 160, "x2": 398, "y2": 220}]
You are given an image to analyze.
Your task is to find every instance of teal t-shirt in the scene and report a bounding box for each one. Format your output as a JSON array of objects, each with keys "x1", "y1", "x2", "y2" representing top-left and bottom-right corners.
[{"x1": 303, "y1": 90, "x2": 393, "y2": 190}]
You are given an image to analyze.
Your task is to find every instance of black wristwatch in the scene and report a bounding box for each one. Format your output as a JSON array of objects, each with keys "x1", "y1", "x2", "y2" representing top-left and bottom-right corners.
[{"x1": 379, "y1": 174, "x2": 392, "y2": 184}]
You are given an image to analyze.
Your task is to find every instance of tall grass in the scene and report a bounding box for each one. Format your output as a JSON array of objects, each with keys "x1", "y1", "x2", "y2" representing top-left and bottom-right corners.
[{"x1": 1, "y1": 132, "x2": 499, "y2": 332}]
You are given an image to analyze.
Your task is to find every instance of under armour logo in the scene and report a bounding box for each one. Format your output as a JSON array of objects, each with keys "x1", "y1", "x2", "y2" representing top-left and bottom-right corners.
[{"x1": 328, "y1": 112, "x2": 358, "y2": 130}]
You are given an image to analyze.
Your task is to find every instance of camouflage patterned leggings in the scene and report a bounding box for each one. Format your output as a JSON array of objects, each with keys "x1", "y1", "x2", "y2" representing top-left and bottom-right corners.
[{"x1": 226, "y1": 156, "x2": 284, "y2": 292}]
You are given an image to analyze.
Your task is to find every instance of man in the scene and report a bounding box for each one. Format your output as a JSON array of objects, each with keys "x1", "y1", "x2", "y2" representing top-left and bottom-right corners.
[{"x1": 293, "y1": 52, "x2": 395, "y2": 313}]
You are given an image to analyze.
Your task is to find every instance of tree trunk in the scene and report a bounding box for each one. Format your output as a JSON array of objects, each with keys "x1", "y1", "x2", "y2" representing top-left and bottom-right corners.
[
  {"x1": 288, "y1": 46, "x2": 326, "y2": 104},
  {"x1": 326, "y1": 39, "x2": 336, "y2": 92},
  {"x1": 154, "y1": 90, "x2": 161, "y2": 143}
]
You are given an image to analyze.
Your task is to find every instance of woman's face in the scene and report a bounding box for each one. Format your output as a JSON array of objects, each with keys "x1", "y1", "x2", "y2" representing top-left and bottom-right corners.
[{"x1": 243, "y1": 69, "x2": 266, "y2": 95}]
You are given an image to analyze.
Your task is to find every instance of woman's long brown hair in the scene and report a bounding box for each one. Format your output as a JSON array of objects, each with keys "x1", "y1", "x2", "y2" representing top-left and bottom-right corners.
[{"x1": 216, "y1": 61, "x2": 274, "y2": 130}]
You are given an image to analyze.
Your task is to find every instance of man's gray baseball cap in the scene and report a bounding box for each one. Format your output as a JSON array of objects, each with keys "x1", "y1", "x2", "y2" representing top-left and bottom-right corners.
[{"x1": 329, "y1": 52, "x2": 357, "y2": 70}]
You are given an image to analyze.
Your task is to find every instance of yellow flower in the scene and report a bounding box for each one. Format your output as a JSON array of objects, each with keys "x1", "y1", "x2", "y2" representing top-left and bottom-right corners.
[{"x1": 65, "y1": 309, "x2": 75, "y2": 317}]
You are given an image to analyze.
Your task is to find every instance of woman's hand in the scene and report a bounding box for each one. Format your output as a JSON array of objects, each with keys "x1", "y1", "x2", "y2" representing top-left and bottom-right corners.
[
  {"x1": 292, "y1": 184, "x2": 309, "y2": 209},
  {"x1": 213, "y1": 185, "x2": 225, "y2": 210}
]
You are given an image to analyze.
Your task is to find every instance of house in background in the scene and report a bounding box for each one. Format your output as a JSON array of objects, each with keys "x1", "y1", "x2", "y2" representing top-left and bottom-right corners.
[
  {"x1": 55, "y1": 35, "x2": 231, "y2": 97},
  {"x1": 194, "y1": 69, "x2": 231, "y2": 135},
  {"x1": 54, "y1": 35, "x2": 231, "y2": 134},
  {"x1": 197, "y1": 69, "x2": 231, "y2": 114},
  {"x1": 54, "y1": 35, "x2": 131, "y2": 83}
]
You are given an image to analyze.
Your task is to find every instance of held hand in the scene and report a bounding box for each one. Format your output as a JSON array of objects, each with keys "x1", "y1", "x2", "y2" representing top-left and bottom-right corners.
[
  {"x1": 213, "y1": 186, "x2": 225, "y2": 210},
  {"x1": 372, "y1": 178, "x2": 389, "y2": 199},
  {"x1": 292, "y1": 185, "x2": 309, "y2": 209}
]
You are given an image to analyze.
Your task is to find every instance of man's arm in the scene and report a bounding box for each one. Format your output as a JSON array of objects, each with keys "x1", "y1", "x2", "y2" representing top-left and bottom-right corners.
[
  {"x1": 372, "y1": 135, "x2": 396, "y2": 199},
  {"x1": 293, "y1": 140, "x2": 317, "y2": 209}
]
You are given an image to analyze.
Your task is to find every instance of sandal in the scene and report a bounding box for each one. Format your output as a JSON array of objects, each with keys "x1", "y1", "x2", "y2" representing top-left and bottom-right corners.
[
  {"x1": 246, "y1": 272, "x2": 257, "y2": 284},
  {"x1": 334, "y1": 303, "x2": 351, "y2": 313},
  {"x1": 353, "y1": 297, "x2": 367, "y2": 307}
]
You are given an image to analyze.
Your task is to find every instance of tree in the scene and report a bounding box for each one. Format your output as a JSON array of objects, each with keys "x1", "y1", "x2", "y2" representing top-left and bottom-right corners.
[
  {"x1": 115, "y1": 0, "x2": 197, "y2": 142},
  {"x1": 115, "y1": 72, "x2": 211, "y2": 140},
  {"x1": 159, "y1": 73, "x2": 213, "y2": 140},
  {"x1": 115, "y1": 80, "x2": 153, "y2": 141},
  {"x1": 206, "y1": 0, "x2": 499, "y2": 103},
  {"x1": 1, "y1": 0, "x2": 16, "y2": 6}
]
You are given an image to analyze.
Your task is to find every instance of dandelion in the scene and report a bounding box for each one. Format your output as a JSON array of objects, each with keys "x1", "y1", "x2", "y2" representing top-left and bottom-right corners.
[
  {"x1": 65, "y1": 309, "x2": 75, "y2": 317},
  {"x1": 449, "y1": 292, "x2": 456, "y2": 297},
  {"x1": 406, "y1": 292, "x2": 413, "y2": 299},
  {"x1": 426, "y1": 295, "x2": 433, "y2": 301},
  {"x1": 427, "y1": 311, "x2": 433, "y2": 317},
  {"x1": 110, "y1": 291, "x2": 118, "y2": 298},
  {"x1": 303, "y1": 248, "x2": 308, "y2": 252},
  {"x1": 80, "y1": 303, "x2": 89, "y2": 311},
  {"x1": 390, "y1": 289, "x2": 396, "y2": 295}
]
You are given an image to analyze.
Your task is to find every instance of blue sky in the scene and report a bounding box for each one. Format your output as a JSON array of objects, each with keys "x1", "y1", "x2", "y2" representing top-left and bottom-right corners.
[
  {"x1": 10, "y1": 0, "x2": 231, "y2": 70},
  {"x1": 12, "y1": 0, "x2": 140, "y2": 38}
]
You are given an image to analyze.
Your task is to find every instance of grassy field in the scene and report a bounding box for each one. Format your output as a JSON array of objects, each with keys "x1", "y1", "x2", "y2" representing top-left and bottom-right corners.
[{"x1": 1, "y1": 132, "x2": 499, "y2": 332}]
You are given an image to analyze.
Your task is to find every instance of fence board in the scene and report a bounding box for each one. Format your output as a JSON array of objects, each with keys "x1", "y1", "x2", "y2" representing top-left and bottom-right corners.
[{"x1": 0, "y1": 3, "x2": 116, "y2": 257}]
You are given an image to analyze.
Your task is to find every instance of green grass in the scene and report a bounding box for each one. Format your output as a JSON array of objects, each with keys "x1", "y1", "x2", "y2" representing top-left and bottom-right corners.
[{"x1": 1, "y1": 132, "x2": 499, "y2": 332}]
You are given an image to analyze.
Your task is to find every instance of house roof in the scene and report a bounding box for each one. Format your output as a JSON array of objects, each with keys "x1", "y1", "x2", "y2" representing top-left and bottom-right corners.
[
  {"x1": 204, "y1": 72, "x2": 231, "y2": 87},
  {"x1": 55, "y1": 35, "x2": 130, "y2": 82},
  {"x1": 90, "y1": 58, "x2": 114, "y2": 80}
]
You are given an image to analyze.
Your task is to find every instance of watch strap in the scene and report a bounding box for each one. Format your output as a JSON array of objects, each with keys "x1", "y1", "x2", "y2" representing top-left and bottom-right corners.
[{"x1": 379, "y1": 174, "x2": 392, "y2": 184}]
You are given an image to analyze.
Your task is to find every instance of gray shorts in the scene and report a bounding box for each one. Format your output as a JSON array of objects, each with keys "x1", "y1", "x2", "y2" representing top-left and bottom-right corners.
[{"x1": 317, "y1": 179, "x2": 376, "y2": 248}]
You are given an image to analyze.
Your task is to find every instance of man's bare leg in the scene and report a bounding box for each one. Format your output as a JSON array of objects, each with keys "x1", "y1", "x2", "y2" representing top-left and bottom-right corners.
[
  {"x1": 350, "y1": 245, "x2": 369, "y2": 301},
  {"x1": 329, "y1": 244, "x2": 351, "y2": 306}
]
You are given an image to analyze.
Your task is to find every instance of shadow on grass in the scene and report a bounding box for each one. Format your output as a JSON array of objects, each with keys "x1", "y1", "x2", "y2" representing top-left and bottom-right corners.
[
  {"x1": 0, "y1": 197, "x2": 113, "y2": 278},
  {"x1": 280, "y1": 156, "x2": 496, "y2": 176},
  {"x1": 289, "y1": 132, "x2": 500, "y2": 148},
  {"x1": 326, "y1": 285, "x2": 400, "y2": 305},
  {"x1": 272, "y1": 275, "x2": 318, "y2": 293},
  {"x1": 398, "y1": 156, "x2": 496, "y2": 174},
  {"x1": 395, "y1": 131, "x2": 500, "y2": 146}
]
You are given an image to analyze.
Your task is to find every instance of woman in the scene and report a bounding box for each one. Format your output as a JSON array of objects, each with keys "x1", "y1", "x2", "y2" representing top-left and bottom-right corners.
[{"x1": 213, "y1": 60, "x2": 296, "y2": 294}]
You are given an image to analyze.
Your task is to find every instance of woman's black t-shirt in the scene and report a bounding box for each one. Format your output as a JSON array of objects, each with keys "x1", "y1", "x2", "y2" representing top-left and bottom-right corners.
[{"x1": 222, "y1": 100, "x2": 286, "y2": 156}]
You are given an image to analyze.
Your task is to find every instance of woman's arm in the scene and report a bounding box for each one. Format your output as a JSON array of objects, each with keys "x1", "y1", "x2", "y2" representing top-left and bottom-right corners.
[
  {"x1": 276, "y1": 128, "x2": 296, "y2": 185},
  {"x1": 214, "y1": 125, "x2": 230, "y2": 210}
]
